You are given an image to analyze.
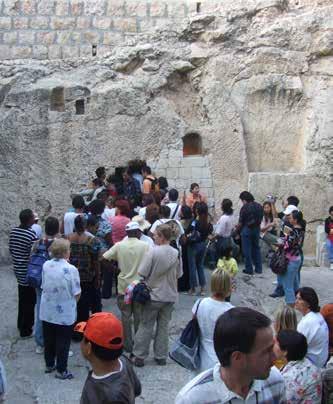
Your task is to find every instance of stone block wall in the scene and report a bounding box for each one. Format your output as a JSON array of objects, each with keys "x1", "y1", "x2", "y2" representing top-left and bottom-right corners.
[
  {"x1": 147, "y1": 146, "x2": 215, "y2": 208},
  {"x1": 0, "y1": 0, "x2": 218, "y2": 60}
]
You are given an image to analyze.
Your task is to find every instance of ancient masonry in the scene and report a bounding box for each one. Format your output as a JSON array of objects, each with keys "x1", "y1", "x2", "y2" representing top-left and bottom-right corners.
[{"x1": 0, "y1": 0, "x2": 215, "y2": 60}]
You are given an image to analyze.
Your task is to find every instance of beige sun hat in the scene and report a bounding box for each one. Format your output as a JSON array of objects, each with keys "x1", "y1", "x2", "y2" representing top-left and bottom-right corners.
[{"x1": 131, "y1": 215, "x2": 151, "y2": 231}]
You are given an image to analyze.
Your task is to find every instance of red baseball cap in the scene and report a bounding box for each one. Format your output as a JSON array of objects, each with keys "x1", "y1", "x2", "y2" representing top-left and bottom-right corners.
[{"x1": 74, "y1": 312, "x2": 123, "y2": 350}]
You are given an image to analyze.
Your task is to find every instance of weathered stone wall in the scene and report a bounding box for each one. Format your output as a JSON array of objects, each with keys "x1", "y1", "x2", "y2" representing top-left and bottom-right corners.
[
  {"x1": 0, "y1": 0, "x2": 215, "y2": 60},
  {"x1": 1, "y1": 0, "x2": 333, "y2": 261}
]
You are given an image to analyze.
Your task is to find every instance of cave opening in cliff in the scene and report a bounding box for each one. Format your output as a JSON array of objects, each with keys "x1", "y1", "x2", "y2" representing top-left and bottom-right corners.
[
  {"x1": 183, "y1": 133, "x2": 202, "y2": 156},
  {"x1": 50, "y1": 87, "x2": 65, "y2": 112}
]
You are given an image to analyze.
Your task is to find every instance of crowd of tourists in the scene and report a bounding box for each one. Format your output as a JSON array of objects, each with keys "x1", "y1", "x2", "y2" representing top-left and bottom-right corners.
[{"x1": 2, "y1": 161, "x2": 333, "y2": 403}]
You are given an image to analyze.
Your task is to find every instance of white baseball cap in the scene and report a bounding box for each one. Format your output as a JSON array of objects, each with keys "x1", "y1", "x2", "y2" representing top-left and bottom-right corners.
[
  {"x1": 125, "y1": 222, "x2": 140, "y2": 231},
  {"x1": 283, "y1": 205, "x2": 299, "y2": 215}
]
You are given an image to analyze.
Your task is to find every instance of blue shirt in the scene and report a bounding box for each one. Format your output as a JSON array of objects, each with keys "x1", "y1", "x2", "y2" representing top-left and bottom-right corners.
[{"x1": 40, "y1": 258, "x2": 81, "y2": 326}]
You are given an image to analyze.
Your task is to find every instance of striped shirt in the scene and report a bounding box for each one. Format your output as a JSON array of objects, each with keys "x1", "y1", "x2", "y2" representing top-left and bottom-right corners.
[
  {"x1": 175, "y1": 364, "x2": 286, "y2": 404},
  {"x1": 9, "y1": 226, "x2": 38, "y2": 286}
]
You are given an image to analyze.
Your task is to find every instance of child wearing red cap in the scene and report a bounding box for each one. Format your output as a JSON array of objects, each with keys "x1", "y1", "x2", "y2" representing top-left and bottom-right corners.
[{"x1": 75, "y1": 312, "x2": 141, "y2": 404}]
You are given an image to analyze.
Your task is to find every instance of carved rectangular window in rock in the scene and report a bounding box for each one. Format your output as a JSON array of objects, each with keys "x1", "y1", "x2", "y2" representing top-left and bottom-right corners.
[
  {"x1": 50, "y1": 87, "x2": 65, "y2": 112},
  {"x1": 196, "y1": 2, "x2": 201, "y2": 13},
  {"x1": 183, "y1": 133, "x2": 202, "y2": 156},
  {"x1": 92, "y1": 45, "x2": 97, "y2": 57},
  {"x1": 75, "y1": 99, "x2": 85, "y2": 115}
]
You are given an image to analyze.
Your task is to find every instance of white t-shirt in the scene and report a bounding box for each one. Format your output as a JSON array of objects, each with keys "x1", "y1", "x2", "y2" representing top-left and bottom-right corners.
[
  {"x1": 297, "y1": 311, "x2": 329, "y2": 368},
  {"x1": 215, "y1": 214, "x2": 236, "y2": 238},
  {"x1": 192, "y1": 298, "x2": 234, "y2": 372},
  {"x1": 102, "y1": 207, "x2": 116, "y2": 221},
  {"x1": 167, "y1": 202, "x2": 181, "y2": 220},
  {"x1": 63, "y1": 212, "x2": 79, "y2": 236},
  {"x1": 31, "y1": 223, "x2": 42, "y2": 239},
  {"x1": 138, "y1": 207, "x2": 146, "y2": 219}
]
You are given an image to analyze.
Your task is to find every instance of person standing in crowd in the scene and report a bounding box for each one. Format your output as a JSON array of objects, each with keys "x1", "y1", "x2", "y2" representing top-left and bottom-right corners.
[
  {"x1": 178, "y1": 205, "x2": 193, "y2": 293},
  {"x1": 34, "y1": 216, "x2": 60, "y2": 354},
  {"x1": 109, "y1": 200, "x2": 131, "y2": 245},
  {"x1": 325, "y1": 206, "x2": 333, "y2": 270},
  {"x1": 187, "y1": 202, "x2": 213, "y2": 296},
  {"x1": 278, "y1": 195, "x2": 300, "y2": 220},
  {"x1": 133, "y1": 225, "x2": 182, "y2": 367},
  {"x1": 40, "y1": 239, "x2": 81, "y2": 379},
  {"x1": 321, "y1": 303, "x2": 333, "y2": 358},
  {"x1": 214, "y1": 198, "x2": 238, "y2": 260},
  {"x1": 192, "y1": 268, "x2": 233, "y2": 372},
  {"x1": 260, "y1": 201, "x2": 279, "y2": 257},
  {"x1": 31, "y1": 212, "x2": 42, "y2": 239},
  {"x1": 102, "y1": 222, "x2": 149, "y2": 356},
  {"x1": 142, "y1": 166, "x2": 157, "y2": 194},
  {"x1": 185, "y1": 183, "x2": 207, "y2": 209},
  {"x1": 9, "y1": 209, "x2": 38, "y2": 338},
  {"x1": 121, "y1": 168, "x2": 141, "y2": 204},
  {"x1": 274, "y1": 330, "x2": 322, "y2": 403},
  {"x1": 61, "y1": 195, "x2": 86, "y2": 236},
  {"x1": 176, "y1": 307, "x2": 285, "y2": 403},
  {"x1": 296, "y1": 287, "x2": 329, "y2": 368},
  {"x1": 138, "y1": 193, "x2": 155, "y2": 220},
  {"x1": 216, "y1": 246, "x2": 239, "y2": 302},
  {"x1": 102, "y1": 196, "x2": 116, "y2": 222},
  {"x1": 273, "y1": 305, "x2": 298, "y2": 369},
  {"x1": 68, "y1": 216, "x2": 101, "y2": 341},
  {"x1": 75, "y1": 312, "x2": 142, "y2": 404},
  {"x1": 237, "y1": 191, "x2": 264, "y2": 275},
  {"x1": 276, "y1": 210, "x2": 306, "y2": 306},
  {"x1": 166, "y1": 188, "x2": 181, "y2": 221},
  {"x1": 88, "y1": 200, "x2": 113, "y2": 299}
]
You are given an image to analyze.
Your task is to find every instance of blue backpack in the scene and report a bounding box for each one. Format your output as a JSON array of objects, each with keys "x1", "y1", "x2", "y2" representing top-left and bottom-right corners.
[{"x1": 26, "y1": 240, "x2": 52, "y2": 288}]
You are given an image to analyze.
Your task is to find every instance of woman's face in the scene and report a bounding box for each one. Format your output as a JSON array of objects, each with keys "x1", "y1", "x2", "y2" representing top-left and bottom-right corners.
[
  {"x1": 295, "y1": 293, "x2": 309, "y2": 314},
  {"x1": 264, "y1": 204, "x2": 272, "y2": 215},
  {"x1": 192, "y1": 186, "x2": 200, "y2": 195}
]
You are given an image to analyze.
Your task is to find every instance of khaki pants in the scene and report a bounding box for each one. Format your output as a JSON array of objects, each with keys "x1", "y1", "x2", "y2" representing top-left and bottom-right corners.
[
  {"x1": 117, "y1": 295, "x2": 142, "y2": 353},
  {"x1": 133, "y1": 301, "x2": 174, "y2": 360}
]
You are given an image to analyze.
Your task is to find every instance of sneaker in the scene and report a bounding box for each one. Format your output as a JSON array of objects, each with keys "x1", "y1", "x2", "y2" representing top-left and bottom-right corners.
[
  {"x1": 154, "y1": 358, "x2": 166, "y2": 366},
  {"x1": 272, "y1": 280, "x2": 278, "y2": 285},
  {"x1": 134, "y1": 357, "x2": 144, "y2": 367},
  {"x1": 269, "y1": 292, "x2": 283, "y2": 298},
  {"x1": 55, "y1": 370, "x2": 74, "y2": 380},
  {"x1": 20, "y1": 334, "x2": 33, "y2": 340},
  {"x1": 36, "y1": 346, "x2": 44, "y2": 354},
  {"x1": 45, "y1": 366, "x2": 56, "y2": 373},
  {"x1": 68, "y1": 350, "x2": 73, "y2": 357},
  {"x1": 242, "y1": 270, "x2": 253, "y2": 275}
]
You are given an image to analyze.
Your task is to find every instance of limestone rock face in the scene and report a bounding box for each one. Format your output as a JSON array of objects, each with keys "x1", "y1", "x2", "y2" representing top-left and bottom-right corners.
[{"x1": 1, "y1": 0, "x2": 333, "y2": 259}]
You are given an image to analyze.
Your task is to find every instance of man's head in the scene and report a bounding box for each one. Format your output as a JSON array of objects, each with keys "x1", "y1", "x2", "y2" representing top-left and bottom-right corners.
[
  {"x1": 95, "y1": 166, "x2": 106, "y2": 181},
  {"x1": 125, "y1": 221, "x2": 142, "y2": 239},
  {"x1": 286, "y1": 195, "x2": 299, "y2": 208},
  {"x1": 214, "y1": 307, "x2": 274, "y2": 380},
  {"x1": 45, "y1": 216, "x2": 59, "y2": 237},
  {"x1": 19, "y1": 209, "x2": 35, "y2": 228},
  {"x1": 75, "y1": 312, "x2": 123, "y2": 363},
  {"x1": 72, "y1": 195, "x2": 85, "y2": 211},
  {"x1": 168, "y1": 189, "x2": 179, "y2": 202},
  {"x1": 87, "y1": 215, "x2": 99, "y2": 235},
  {"x1": 239, "y1": 191, "x2": 254, "y2": 205},
  {"x1": 122, "y1": 167, "x2": 132, "y2": 182},
  {"x1": 88, "y1": 199, "x2": 105, "y2": 216},
  {"x1": 142, "y1": 166, "x2": 151, "y2": 176},
  {"x1": 159, "y1": 205, "x2": 171, "y2": 219}
]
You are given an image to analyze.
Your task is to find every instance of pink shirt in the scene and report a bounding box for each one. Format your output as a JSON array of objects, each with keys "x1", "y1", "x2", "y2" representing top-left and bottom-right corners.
[{"x1": 109, "y1": 215, "x2": 130, "y2": 244}]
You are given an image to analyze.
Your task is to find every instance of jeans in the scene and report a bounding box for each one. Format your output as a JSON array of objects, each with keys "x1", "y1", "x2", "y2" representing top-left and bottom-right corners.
[
  {"x1": 327, "y1": 239, "x2": 333, "y2": 262},
  {"x1": 241, "y1": 226, "x2": 262, "y2": 274},
  {"x1": 133, "y1": 301, "x2": 174, "y2": 360},
  {"x1": 43, "y1": 321, "x2": 72, "y2": 373},
  {"x1": 17, "y1": 285, "x2": 36, "y2": 337},
  {"x1": 117, "y1": 295, "x2": 142, "y2": 353},
  {"x1": 34, "y1": 288, "x2": 43, "y2": 347},
  {"x1": 187, "y1": 241, "x2": 206, "y2": 289},
  {"x1": 278, "y1": 259, "x2": 301, "y2": 304}
]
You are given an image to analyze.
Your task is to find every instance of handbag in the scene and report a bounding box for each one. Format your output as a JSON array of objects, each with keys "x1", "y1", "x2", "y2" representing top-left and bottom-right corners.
[
  {"x1": 186, "y1": 220, "x2": 201, "y2": 244},
  {"x1": 132, "y1": 281, "x2": 151, "y2": 304},
  {"x1": 169, "y1": 299, "x2": 202, "y2": 370},
  {"x1": 269, "y1": 247, "x2": 288, "y2": 275}
]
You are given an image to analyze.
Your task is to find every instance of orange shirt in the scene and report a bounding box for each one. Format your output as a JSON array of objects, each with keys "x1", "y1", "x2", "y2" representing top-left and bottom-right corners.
[
  {"x1": 143, "y1": 175, "x2": 156, "y2": 194},
  {"x1": 185, "y1": 192, "x2": 207, "y2": 209},
  {"x1": 321, "y1": 304, "x2": 333, "y2": 353}
]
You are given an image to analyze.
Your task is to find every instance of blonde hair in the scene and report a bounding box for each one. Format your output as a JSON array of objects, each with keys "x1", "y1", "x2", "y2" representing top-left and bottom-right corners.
[
  {"x1": 274, "y1": 305, "x2": 297, "y2": 334},
  {"x1": 50, "y1": 238, "x2": 70, "y2": 259},
  {"x1": 155, "y1": 224, "x2": 172, "y2": 241},
  {"x1": 211, "y1": 268, "x2": 231, "y2": 299}
]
